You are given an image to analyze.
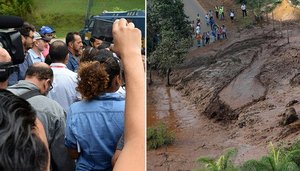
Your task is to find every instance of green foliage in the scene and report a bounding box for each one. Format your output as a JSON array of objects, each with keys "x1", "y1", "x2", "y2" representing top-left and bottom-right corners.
[
  {"x1": 0, "y1": 0, "x2": 33, "y2": 20},
  {"x1": 195, "y1": 148, "x2": 238, "y2": 171},
  {"x1": 196, "y1": 142, "x2": 300, "y2": 171},
  {"x1": 147, "y1": 122, "x2": 175, "y2": 150},
  {"x1": 148, "y1": 0, "x2": 193, "y2": 73},
  {"x1": 291, "y1": 0, "x2": 300, "y2": 6}
]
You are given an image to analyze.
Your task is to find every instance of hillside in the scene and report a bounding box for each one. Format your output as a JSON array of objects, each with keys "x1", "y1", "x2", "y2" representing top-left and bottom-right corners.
[{"x1": 147, "y1": 0, "x2": 300, "y2": 170}]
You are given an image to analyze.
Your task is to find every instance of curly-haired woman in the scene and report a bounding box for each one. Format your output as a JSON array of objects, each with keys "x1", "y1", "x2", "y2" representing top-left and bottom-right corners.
[{"x1": 64, "y1": 51, "x2": 124, "y2": 170}]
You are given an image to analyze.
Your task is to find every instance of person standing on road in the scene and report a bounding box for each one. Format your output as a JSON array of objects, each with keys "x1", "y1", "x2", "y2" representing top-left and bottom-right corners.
[
  {"x1": 222, "y1": 25, "x2": 227, "y2": 39},
  {"x1": 241, "y1": 3, "x2": 247, "y2": 17}
]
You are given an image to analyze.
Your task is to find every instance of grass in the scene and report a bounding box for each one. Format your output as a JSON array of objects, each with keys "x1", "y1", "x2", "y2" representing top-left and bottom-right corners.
[
  {"x1": 147, "y1": 122, "x2": 175, "y2": 150},
  {"x1": 31, "y1": 0, "x2": 145, "y2": 38}
]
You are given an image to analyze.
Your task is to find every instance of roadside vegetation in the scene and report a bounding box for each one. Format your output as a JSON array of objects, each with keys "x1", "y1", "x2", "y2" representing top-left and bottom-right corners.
[
  {"x1": 147, "y1": 0, "x2": 193, "y2": 85},
  {"x1": 195, "y1": 142, "x2": 300, "y2": 171},
  {"x1": 147, "y1": 122, "x2": 175, "y2": 150},
  {"x1": 0, "y1": 0, "x2": 144, "y2": 38}
]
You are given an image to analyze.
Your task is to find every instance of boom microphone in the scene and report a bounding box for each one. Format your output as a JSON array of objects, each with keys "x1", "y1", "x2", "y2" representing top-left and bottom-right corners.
[{"x1": 0, "y1": 16, "x2": 24, "y2": 29}]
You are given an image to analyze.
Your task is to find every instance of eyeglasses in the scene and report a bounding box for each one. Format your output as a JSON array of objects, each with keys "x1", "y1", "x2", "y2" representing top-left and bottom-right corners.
[{"x1": 48, "y1": 80, "x2": 53, "y2": 91}]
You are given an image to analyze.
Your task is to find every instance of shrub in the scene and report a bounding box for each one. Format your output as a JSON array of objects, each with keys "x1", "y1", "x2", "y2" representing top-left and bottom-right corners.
[
  {"x1": 147, "y1": 122, "x2": 175, "y2": 150},
  {"x1": 195, "y1": 148, "x2": 238, "y2": 171},
  {"x1": 0, "y1": 0, "x2": 33, "y2": 20}
]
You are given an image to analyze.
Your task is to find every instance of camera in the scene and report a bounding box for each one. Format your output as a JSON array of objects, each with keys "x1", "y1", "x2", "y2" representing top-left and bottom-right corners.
[
  {"x1": 0, "y1": 29, "x2": 24, "y2": 64},
  {"x1": 91, "y1": 19, "x2": 114, "y2": 43},
  {"x1": 0, "y1": 15, "x2": 25, "y2": 82}
]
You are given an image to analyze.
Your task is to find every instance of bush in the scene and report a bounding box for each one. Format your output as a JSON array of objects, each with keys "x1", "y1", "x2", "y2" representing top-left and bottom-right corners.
[
  {"x1": 195, "y1": 142, "x2": 300, "y2": 171},
  {"x1": 195, "y1": 148, "x2": 238, "y2": 171},
  {"x1": 0, "y1": 0, "x2": 33, "y2": 20},
  {"x1": 147, "y1": 122, "x2": 175, "y2": 150}
]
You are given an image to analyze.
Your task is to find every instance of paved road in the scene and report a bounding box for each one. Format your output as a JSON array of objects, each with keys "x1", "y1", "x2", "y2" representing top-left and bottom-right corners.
[{"x1": 183, "y1": 0, "x2": 213, "y2": 48}]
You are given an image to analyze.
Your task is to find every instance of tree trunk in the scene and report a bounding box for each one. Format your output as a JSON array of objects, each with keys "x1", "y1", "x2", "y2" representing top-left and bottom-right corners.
[{"x1": 167, "y1": 68, "x2": 171, "y2": 86}]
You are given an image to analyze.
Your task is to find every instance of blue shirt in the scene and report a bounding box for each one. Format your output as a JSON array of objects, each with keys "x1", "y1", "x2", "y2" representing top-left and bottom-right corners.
[
  {"x1": 65, "y1": 92, "x2": 125, "y2": 171},
  {"x1": 66, "y1": 52, "x2": 79, "y2": 72},
  {"x1": 8, "y1": 49, "x2": 45, "y2": 85}
]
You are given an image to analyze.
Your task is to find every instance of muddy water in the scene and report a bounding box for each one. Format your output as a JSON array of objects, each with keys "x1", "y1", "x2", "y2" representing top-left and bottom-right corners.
[
  {"x1": 147, "y1": 82, "x2": 199, "y2": 131},
  {"x1": 219, "y1": 48, "x2": 267, "y2": 110}
]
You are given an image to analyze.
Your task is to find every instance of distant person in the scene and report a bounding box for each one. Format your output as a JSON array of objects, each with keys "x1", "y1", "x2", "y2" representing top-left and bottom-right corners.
[
  {"x1": 66, "y1": 32, "x2": 83, "y2": 72},
  {"x1": 47, "y1": 40, "x2": 80, "y2": 113},
  {"x1": 219, "y1": 5, "x2": 225, "y2": 20},
  {"x1": 205, "y1": 31, "x2": 210, "y2": 44},
  {"x1": 8, "y1": 63, "x2": 75, "y2": 171},
  {"x1": 196, "y1": 33, "x2": 201, "y2": 47},
  {"x1": 40, "y1": 26, "x2": 56, "y2": 57},
  {"x1": 196, "y1": 13, "x2": 201, "y2": 23},
  {"x1": 195, "y1": 24, "x2": 201, "y2": 35},
  {"x1": 0, "y1": 89, "x2": 50, "y2": 171},
  {"x1": 222, "y1": 25, "x2": 227, "y2": 39},
  {"x1": 241, "y1": 4, "x2": 247, "y2": 17},
  {"x1": 215, "y1": 6, "x2": 219, "y2": 19},
  {"x1": 230, "y1": 9, "x2": 235, "y2": 22},
  {"x1": 205, "y1": 13, "x2": 210, "y2": 26}
]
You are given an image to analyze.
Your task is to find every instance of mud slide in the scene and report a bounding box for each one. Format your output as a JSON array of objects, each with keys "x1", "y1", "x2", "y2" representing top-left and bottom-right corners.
[{"x1": 219, "y1": 46, "x2": 267, "y2": 110}]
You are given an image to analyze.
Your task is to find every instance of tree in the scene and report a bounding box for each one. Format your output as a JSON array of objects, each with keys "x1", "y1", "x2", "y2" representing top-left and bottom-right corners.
[{"x1": 147, "y1": 0, "x2": 193, "y2": 85}]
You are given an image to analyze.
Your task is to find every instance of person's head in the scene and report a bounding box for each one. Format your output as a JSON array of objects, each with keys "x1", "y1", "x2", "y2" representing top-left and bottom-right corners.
[
  {"x1": 0, "y1": 48, "x2": 12, "y2": 88},
  {"x1": 49, "y1": 40, "x2": 69, "y2": 64},
  {"x1": 25, "y1": 63, "x2": 53, "y2": 95},
  {"x1": 39, "y1": 26, "x2": 56, "y2": 40},
  {"x1": 90, "y1": 37, "x2": 103, "y2": 49},
  {"x1": 66, "y1": 32, "x2": 83, "y2": 56},
  {"x1": 77, "y1": 51, "x2": 121, "y2": 100},
  {"x1": 81, "y1": 47, "x2": 101, "y2": 63},
  {"x1": 0, "y1": 89, "x2": 49, "y2": 171},
  {"x1": 16, "y1": 22, "x2": 35, "y2": 52},
  {"x1": 32, "y1": 32, "x2": 50, "y2": 53},
  {"x1": 97, "y1": 41, "x2": 111, "y2": 50}
]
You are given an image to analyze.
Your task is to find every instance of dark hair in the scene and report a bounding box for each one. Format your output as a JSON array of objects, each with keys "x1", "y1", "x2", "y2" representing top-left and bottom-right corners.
[
  {"x1": 97, "y1": 41, "x2": 111, "y2": 50},
  {"x1": 80, "y1": 47, "x2": 100, "y2": 63},
  {"x1": 90, "y1": 37, "x2": 96, "y2": 43},
  {"x1": 25, "y1": 64, "x2": 53, "y2": 80},
  {"x1": 66, "y1": 32, "x2": 80, "y2": 46},
  {"x1": 77, "y1": 52, "x2": 120, "y2": 100},
  {"x1": 49, "y1": 40, "x2": 68, "y2": 62},
  {"x1": 16, "y1": 22, "x2": 35, "y2": 37},
  {"x1": 0, "y1": 89, "x2": 49, "y2": 171}
]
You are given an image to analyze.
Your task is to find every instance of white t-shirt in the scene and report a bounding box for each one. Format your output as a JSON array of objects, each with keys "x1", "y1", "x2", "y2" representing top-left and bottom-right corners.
[{"x1": 241, "y1": 5, "x2": 246, "y2": 10}]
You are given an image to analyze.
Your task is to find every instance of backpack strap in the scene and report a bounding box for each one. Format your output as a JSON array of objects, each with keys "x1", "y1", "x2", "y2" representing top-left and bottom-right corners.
[{"x1": 9, "y1": 87, "x2": 41, "y2": 100}]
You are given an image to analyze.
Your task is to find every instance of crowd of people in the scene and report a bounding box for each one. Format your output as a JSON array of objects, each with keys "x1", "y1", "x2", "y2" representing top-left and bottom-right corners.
[
  {"x1": 0, "y1": 18, "x2": 145, "y2": 171},
  {"x1": 193, "y1": 3, "x2": 248, "y2": 48}
]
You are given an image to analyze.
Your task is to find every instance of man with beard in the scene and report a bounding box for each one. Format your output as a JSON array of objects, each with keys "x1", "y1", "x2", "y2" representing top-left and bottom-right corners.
[{"x1": 66, "y1": 32, "x2": 83, "y2": 72}]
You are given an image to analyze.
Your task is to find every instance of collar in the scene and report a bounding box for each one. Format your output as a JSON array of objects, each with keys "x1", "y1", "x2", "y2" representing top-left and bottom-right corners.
[
  {"x1": 50, "y1": 63, "x2": 67, "y2": 68},
  {"x1": 28, "y1": 49, "x2": 44, "y2": 60}
]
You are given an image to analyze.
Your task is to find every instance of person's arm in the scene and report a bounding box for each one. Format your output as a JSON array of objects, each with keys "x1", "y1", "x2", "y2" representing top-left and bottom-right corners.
[{"x1": 111, "y1": 18, "x2": 145, "y2": 171}]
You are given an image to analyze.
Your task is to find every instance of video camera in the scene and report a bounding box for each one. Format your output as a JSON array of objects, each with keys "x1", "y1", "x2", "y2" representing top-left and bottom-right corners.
[
  {"x1": 91, "y1": 19, "x2": 114, "y2": 43},
  {"x1": 0, "y1": 15, "x2": 25, "y2": 81}
]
